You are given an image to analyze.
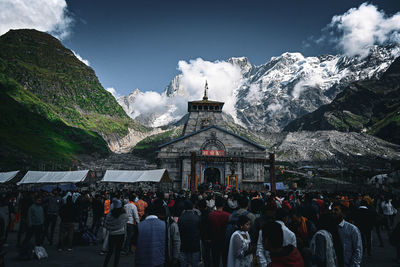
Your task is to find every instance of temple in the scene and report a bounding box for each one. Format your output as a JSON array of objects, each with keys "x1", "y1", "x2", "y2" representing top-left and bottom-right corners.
[{"x1": 157, "y1": 82, "x2": 268, "y2": 191}]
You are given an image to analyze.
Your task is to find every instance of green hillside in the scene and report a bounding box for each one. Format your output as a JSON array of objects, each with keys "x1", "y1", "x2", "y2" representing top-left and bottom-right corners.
[
  {"x1": 0, "y1": 29, "x2": 147, "y2": 137},
  {"x1": 0, "y1": 29, "x2": 148, "y2": 169},
  {"x1": 0, "y1": 75, "x2": 108, "y2": 170}
]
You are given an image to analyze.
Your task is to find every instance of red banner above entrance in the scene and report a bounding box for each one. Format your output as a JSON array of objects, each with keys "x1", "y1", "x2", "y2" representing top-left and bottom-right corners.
[{"x1": 202, "y1": 150, "x2": 225, "y2": 156}]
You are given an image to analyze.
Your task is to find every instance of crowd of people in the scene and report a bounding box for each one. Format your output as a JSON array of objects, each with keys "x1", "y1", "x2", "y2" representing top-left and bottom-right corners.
[{"x1": 0, "y1": 186, "x2": 399, "y2": 267}]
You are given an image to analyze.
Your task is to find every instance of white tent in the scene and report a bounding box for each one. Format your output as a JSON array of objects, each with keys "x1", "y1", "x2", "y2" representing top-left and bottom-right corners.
[
  {"x1": 17, "y1": 170, "x2": 89, "y2": 185},
  {"x1": 0, "y1": 171, "x2": 19, "y2": 183},
  {"x1": 101, "y1": 169, "x2": 171, "y2": 183}
]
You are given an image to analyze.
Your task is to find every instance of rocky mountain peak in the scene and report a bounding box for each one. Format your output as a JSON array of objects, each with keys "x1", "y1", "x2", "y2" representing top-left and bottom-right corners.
[
  {"x1": 118, "y1": 44, "x2": 400, "y2": 132},
  {"x1": 228, "y1": 57, "x2": 252, "y2": 73}
]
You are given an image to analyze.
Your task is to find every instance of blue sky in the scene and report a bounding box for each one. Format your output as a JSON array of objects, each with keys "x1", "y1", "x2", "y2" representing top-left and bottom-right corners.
[{"x1": 1, "y1": 0, "x2": 400, "y2": 96}]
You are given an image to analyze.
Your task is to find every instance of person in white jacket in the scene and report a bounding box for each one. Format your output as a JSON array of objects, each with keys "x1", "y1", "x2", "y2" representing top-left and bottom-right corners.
[
  {"x1": 227, "y1": 215, "x2": 253, "y2": 267},
  {"x1": 381, "y1": 198, "x2": 395, "y2": 231}
]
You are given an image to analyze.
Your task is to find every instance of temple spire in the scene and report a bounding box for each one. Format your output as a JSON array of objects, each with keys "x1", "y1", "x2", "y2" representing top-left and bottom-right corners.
[{"x1": 203, "y1": 81, "x2": 208, "y2": 101}]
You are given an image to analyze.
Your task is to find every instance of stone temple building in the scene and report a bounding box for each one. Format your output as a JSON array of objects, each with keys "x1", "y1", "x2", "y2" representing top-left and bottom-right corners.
[{"x1": 157, "y1": 82, "x2": 268, "y2": 190}]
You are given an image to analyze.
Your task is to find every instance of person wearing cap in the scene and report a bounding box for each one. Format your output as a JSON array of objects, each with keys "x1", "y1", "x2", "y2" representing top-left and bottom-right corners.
[
  {"x1": 178, "y1": 199, "x2": 201, "y2": 267},
  {"x1": 103, "y1": 199, "x2": 128, "y2": 267}
]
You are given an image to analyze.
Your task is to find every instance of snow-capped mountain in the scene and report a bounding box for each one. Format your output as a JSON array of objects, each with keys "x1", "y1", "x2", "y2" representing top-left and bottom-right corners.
[
  {"x1": 118, "y1": 44, "x2": 400, "y2": 131},
  {"x1": 235, "y1": 45, "x2": 400, "y2": 132},
  {"x1": 117, "y1": 89, "x2": 141, "y2": 119}
]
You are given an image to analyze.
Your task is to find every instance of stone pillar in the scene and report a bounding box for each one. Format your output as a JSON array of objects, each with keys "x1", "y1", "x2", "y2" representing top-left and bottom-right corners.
[
  {"x1": 269, "y1": 153, "x2": 276, "y2": 193},
  {"x1": 190, "y1": 152, "x2": 196, "y2": 192}
]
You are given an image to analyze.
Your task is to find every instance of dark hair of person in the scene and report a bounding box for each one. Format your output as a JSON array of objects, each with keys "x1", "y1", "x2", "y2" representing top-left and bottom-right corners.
[
  {"x1": 262, "y1": 221, "x2": 283, "y2": 249},
  {"x1": 238, "y1": 196, "x2": 249, "y2": 209},
  {"x1": 156, "y1": 191, "x2": 164, "y2": 200},
  {"x1": 318, "y1": 213, "x2": 336, "y2": 232},
  {"x1": 305, "y1": 193, "x2": 313, "y2": 202},
  {"x1": 275, "y1": 208, "x2": 289, "y2": 221},
  {"x1": 198, "y1": 199, "x2": 207, "y2": 210},
  {"x1": 332, "y1": 201, "x2": 344, "y2": 210},
  {"x1": 215, "y1": 196, "x2": 225, "y2": 208},
  {"x1": 190, "y1": 193, "x2": 199, "y2": 205},
  {"x1": 152, "y1": 198, "x2": 166, "y2": 217},
  {"x1": 111, "y1": 207, "x2": 125, "y2": 218},
  {"x1": 251, "y1": 198, "x2": 263, "y2": 214},
  {"x1": 237, "y1": 215, "x2": 250, "y2": 228},
  {"x1": 318, "y1": 213, "x2": 344, "y2": 267}
]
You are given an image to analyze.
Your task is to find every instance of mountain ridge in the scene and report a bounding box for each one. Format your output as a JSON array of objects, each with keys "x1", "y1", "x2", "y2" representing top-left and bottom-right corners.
[
  {"x1": 284, "y1": 57, "x2": 400, "y2": 144},
  {"x1": 118, "y1": 44, "x2": 400, "y2": 132}
]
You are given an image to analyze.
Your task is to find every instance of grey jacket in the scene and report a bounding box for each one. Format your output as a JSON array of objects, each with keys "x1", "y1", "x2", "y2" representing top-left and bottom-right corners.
[
  {"x1": 167, "y1": 217, "x2": 181, "y2": 261},
  {"x1": 27, "y1": 204, "x2": 44, "y2": 227},
  {"x1": 104, "y1": 212, "x2": 128, "y2": 235}
]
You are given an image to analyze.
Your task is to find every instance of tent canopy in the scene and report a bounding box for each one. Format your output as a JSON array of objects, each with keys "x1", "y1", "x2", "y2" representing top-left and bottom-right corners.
[
  {"x1": 17, "y1": 170, "x2": 89, "y2": 185},
  {"x1": 0, "y1": 171, "x2": 19, "y2": 184},
  {"x1": 102, "y1": 169, "x2": 171, "y2": 183}
]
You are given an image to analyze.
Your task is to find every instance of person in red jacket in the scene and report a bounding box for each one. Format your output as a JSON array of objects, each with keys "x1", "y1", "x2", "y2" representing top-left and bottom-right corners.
[
  {"x1": 262, "y1": 221, "x2": 304, "y2": 267},
  {"x1": 208, "y1": 196, "x2": 230, "y2": 267}
]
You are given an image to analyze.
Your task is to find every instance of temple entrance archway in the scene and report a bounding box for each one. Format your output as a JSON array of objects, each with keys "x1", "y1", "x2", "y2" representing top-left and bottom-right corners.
[{"x1": 204, "y1": 167, "x2": 221, "y2": 184}]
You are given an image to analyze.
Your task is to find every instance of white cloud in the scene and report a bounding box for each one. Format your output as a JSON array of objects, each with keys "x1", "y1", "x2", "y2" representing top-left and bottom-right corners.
[
  {"x1": 177, "y1": 58, "x2": 243, "y2": 120},
  {"x1": 132, "y1": 91, "x2": 168, "y2": 118},
  {"x1": 0, "y1": 0, "x2": 73, "y2": 40},
  {"x1": 72, "y1": 50, "x2": 90, "y2": 66},
  {"x1": 326, "y1": 3, "x2": 400, "y2": 58},
  {"x1": 129, "y1": 58, "x2": 244, "y2": 125},
  {"x1": 292, "y1": 76, "x2": 325, "y2": 99},
  {"x1": 106, "y1": 87, "x2": 121, "y2": 99}
]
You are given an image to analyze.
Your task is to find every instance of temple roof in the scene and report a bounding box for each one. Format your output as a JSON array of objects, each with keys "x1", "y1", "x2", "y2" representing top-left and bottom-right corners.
[
  {"x1": 158, "y1": 125, "x2": 266, "y2": 150},
  {"x1": 188, "y1": 81, "x2": 224, "y2": 111},
  {"x1": 189, "y1": 99, "x2": 224, "y2": 105}
]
